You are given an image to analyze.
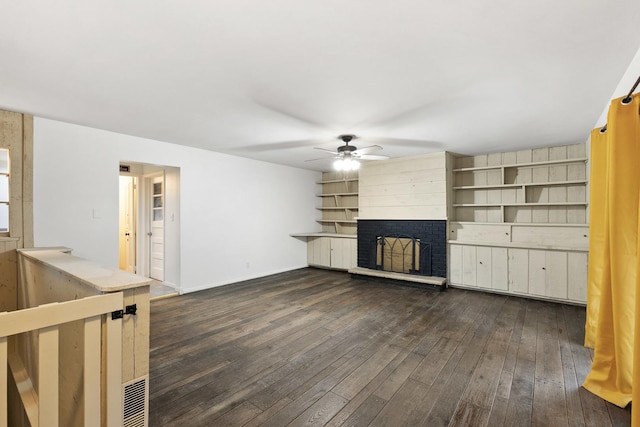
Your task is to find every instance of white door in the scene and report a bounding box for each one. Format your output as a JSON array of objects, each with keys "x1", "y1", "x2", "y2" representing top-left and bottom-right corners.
[
  {"x1": 149, "y1": 175, "x2": 165, "y2": 281},
  {"x1": 118, "y1": 176, "x2": 137, "y2": 273}
]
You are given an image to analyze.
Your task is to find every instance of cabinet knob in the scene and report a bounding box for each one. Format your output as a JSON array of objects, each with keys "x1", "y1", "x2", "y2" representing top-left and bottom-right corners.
[
  {"x1": 542, "y1": 267, "x2": 546, "y2": 270},
  {"x1": 479, "y1": 261, "x2": 483, "y2": 264}
]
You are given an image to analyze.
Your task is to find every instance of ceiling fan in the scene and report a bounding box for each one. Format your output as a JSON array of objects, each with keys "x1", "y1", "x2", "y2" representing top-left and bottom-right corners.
[{"x1": 306, "y1": 135, "x2": 389, "y2": 171}]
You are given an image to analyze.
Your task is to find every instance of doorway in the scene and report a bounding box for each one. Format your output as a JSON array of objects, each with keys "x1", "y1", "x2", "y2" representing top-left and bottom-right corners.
[
  {"x1": 118, "y1": 175, "x2": 137, "y2": 273},
  {"x1": 118, "y1": 162, "x2": 181, "y2": 292}
]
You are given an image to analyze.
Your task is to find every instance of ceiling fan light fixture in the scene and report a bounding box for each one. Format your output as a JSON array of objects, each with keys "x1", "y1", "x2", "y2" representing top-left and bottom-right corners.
[{"x1": 333, "y1": 157, "x2": 359, "y2": 171}]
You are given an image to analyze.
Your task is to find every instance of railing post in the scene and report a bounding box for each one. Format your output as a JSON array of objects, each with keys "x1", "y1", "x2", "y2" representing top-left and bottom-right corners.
[
  {"x1": 0, "y1": 336, "x2": 7, "y2": 427},
  {"x1": 105, "y1": 313, "x2": 123, "y2": 427},
  {"x1": 84, "y1": 316, "x2": 101, "y2": 427},
  {"x1": 38, "y1": 325, "x2": 59, "y2": 427}
]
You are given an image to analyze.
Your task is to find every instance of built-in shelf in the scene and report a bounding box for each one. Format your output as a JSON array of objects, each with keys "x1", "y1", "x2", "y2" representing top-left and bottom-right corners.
[
  {"x1": 449, "y1": 144, "x2": 589, "y2": 305},
  {"x1": 452, "y1": 157, "x2": 588, "y2": 172},
  {"x1": 452, "y1": 179, "x2": 587, "y2": 190},
  {"x1": 316, "y1": 192, "x2": 358, "y2": 197},
  {"x1": 291, "y1": 232, "x2": 357, "y2": 239},
  {"x1": 317, "y1": 178, "x2": 359, "y2": 184},
  {"x1": 453, "y1": 202, "x2": 588, "y2": 207},
  {"x1": 314, "y1": 171, "x2": 359, "y2": 235},
  {"x1": 452, "y1": 148, "x2": 588, "y2": 225}
]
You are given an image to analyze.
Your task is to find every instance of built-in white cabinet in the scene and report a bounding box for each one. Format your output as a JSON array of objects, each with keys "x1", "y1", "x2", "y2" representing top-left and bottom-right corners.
[
  {"x1": 450, "y1": 243, "x2": 587, "y2": 303},
  {"x1": 307, "y1": 236, "x2": 357, "y2": 270},
  {"x1": 450, "y1": 244, "x2": 509, "y2": 292},
  {"x1": 448, "y1": 143, "x2": 589, "y2": 304}
]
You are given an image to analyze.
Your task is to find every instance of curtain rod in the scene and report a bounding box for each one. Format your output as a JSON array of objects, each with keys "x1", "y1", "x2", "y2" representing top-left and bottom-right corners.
[
  {"x1": 622, "y1": 74, "x2": 640, "y2": 104},
  {"x1": 599, "y1": 74, "x2": 640, "y2": 133}
]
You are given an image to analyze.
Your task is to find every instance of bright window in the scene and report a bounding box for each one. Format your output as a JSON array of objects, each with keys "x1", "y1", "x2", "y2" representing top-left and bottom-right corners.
[{"x1": 0, "y1": 149, "x2": 9, "y2": 233}]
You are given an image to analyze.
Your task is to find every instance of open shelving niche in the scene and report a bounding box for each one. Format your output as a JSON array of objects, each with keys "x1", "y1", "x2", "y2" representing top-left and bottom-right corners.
[
  {"x1": 448, "y1": 143, "x2": 589, "y2": 304},
  {"x1": 316, "y1": 170, "x2": 359, "y2": 235},
  {"x1": 452, "y1": 155, "x2": 587, "y2": 223}
]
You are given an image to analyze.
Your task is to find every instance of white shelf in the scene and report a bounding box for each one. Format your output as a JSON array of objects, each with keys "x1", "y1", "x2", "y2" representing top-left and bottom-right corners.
[
  {"x1": 317, "y1": 219, "x2": 357, "y2": 224},
  {"x1": 452, "y1": 157, "x2": 588, "y2": 172},
  {"x1": 316, "y1": 192, "x2": 358, "y2": 197},
  {"x1": 291, "y1": 232, "x2": 357, "y2": 239},
  {"x1": 452, "y1": 179, "x2": 587, "y2": 190},
  {"x1": 317, "y1": 207, "x2": 358, "y2": 210},
  {"x1": 317, "y1": 178, "x2": 358, "y2": 184},
  {"x1": 453, "y1": 202, "x2": 587, "y2": 207}
]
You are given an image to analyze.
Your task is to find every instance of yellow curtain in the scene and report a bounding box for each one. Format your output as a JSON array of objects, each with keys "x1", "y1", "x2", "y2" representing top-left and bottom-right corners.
[
  {"x1": 583, "y1": 93, "x2": 640, "y2": 416},
  {"x1": 584, "y1": 126, "x2": 609, "y2": 348}
]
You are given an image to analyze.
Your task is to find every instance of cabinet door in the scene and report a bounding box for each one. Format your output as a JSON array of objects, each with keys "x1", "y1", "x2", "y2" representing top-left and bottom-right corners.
[
  {"x1": 449, "y1": 244, "x2": 463, "y2": 284},
  {"x1": 476, "y1": 246, "x2": 492, "y2": 289},
  {"x1": 567, "y1": 252, "x2": 587, "y2": 303},
  {"x1": 528, "y1": 250, "x2": 547, "y2": 297},
  {"x1": 508, "y1": 248, "x2": 529, "y2": 294},
  {"x1": 528, "y1": 250, "x2": 568, "y2": 300},
  {"x1": 308, "y1": 237, "x2": 331, "y2": 267},
  {"x1": 491, "y1": 247, "x2": 509, "y2": 291},
  {"x1": 462, "y1": 245, "x2": 477, "y2": 287},
  {"x1": 546, "y1": 251, "x2": 568, "y2": 300},
  {"x1": 330, "y1": 238, "x2": 357, "y2": 270}
]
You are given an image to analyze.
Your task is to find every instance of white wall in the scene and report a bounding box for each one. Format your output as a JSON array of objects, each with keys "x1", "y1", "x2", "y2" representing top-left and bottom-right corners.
[
  {"x1": 33, "y1": 118, "x2": 321, "y2": 293},
  {"x1": 163, "y1": 166, "x2": 181, "y2": 288}
]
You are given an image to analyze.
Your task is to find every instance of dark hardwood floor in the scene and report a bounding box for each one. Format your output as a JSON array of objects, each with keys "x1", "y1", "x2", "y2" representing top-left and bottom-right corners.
[{"x1": 149, "y1": 268, "x2": 630, "y2": 426}]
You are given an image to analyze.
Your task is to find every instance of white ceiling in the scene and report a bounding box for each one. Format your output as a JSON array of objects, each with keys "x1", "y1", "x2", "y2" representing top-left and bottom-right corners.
[{"x1": 2, "y1": 1, "x2": 640, "y2": 171}]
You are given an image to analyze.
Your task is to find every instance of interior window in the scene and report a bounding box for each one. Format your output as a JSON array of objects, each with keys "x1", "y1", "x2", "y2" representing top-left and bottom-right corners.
[{"x1": 0, "y1": 149, "x2": 9, "y2": 233}]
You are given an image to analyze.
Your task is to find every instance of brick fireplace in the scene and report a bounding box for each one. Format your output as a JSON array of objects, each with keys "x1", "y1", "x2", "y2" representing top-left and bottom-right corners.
[{"x1": 357, "y1": 220, "x2": 447, "y2": 278}]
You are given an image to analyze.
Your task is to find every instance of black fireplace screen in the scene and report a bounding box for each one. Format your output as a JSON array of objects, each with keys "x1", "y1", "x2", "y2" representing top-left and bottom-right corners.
[
  {"x1": 374, "y1": 234, "x2": 432, "y2": 276},
  {"x1": 357, "y1": 220, "x2": 446, "y2": 278}
]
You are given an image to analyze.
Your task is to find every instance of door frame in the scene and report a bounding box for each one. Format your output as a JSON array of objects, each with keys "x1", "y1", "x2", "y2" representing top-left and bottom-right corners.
[{"x1": 119, "y1": 162, "x2": 181, "y2": 290}]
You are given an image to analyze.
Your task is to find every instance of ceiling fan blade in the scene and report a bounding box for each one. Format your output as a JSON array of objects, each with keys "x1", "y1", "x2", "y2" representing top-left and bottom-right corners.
[
  {"x1": 352, "y1": 145, "x2": 383, "y2": 156},
  {"x1": 305, "y1": 156, "x2": 337, "y2": 162},
  {"x1": 314, "y1": 147, "x2": 339, "y2": 155},
  {"x1": 358, "y1": 154, "x2": 389, "y2": 160}
]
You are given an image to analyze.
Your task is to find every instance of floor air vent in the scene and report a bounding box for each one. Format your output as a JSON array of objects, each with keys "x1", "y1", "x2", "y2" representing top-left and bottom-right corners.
[{"x1": 123, "y1": 376, "x2": 148, "y2": 427}]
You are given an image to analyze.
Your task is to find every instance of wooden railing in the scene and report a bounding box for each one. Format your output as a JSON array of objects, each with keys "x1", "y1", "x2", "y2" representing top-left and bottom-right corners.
[{"x1": 0, "y1": 292, "x2": 124, "y2": 427}]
